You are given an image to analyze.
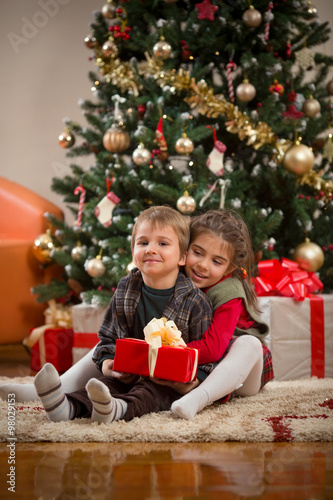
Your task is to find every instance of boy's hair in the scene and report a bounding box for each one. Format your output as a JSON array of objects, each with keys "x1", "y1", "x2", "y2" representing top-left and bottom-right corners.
[
  {"x1": 131, "y1": 206, "x2": 190, "y2": 256},
  {"x1": 190, "y1": 209, "x2": 258, "y2": 309}
]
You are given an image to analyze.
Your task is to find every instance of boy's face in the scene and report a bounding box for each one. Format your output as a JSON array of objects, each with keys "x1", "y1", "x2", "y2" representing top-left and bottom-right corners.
[
  {"x1": 185, "y1": 232, "x2": 235, "y2": 289},
  {"x1": 132, "y1": 221, "x2": 186, "y2": 289}
]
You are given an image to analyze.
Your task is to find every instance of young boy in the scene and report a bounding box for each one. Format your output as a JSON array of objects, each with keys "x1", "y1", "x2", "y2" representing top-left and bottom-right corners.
[{"x1": 34, "y1": 206, "x2": 213, "y2": 424}]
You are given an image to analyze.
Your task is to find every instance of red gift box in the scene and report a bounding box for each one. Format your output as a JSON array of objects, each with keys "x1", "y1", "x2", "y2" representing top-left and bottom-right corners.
[
  {"x1": 113, "y1": 338, "x2": 199, "y2": 383},
  {"x1": 30, "y1": 327, "x2": 74, "y2": 373}
]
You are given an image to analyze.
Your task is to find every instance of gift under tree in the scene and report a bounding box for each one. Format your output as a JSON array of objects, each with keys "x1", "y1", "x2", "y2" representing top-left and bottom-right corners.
[{"x1": 32, "y1": 0, "x2": 333, "y2": 309}]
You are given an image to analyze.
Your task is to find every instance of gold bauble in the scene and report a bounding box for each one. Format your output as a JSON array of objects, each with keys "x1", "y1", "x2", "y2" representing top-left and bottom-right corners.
[
  {"x1": 32, "y1": 229, "x2": 54, "y2": 263},
  {"x1": 103, "y1": 124, "x2": 130, "y2": 153},
  {"x1": 283, "y1": 142, "x2": 314, "y2": 175},
  {"x1": 58, "y1": 130, "x2": 75, "y2": 148},
  {"x1": 293, "y1": 238, "x2": 324, "y2": 272},
  {"x1": 85, "y1": 256, "x2": 106, "y2": 278},
  {"x1": 302, "y1": 97, "x2": 320, "y2": 117},
  {"x1": 71, "y1": 243, "x2": 86, "y2": 262},
  {"x1": 84, "y1": 34, "x2": 97, "y2": 49},
  {"x1": 153, "y1": 39, "x2": 172, "y2": 59},
  {"x1": 242, "y1": 6, "x2": 262, "y2": 27},
  {"x1": 126, "y1": 261, "x2": 136, "y2": 274},
  {"x1": 236, "y1": 79, "x2": 256, "y2": 102},
  {"x1": 102, "y1": 40, "x2": 118, "y2": 58},
  {"x1": 132, "y1": 144, "x2": 151, "y2": 166},
  {"x1": 101, "y1": 2, "x2": 116, "y2": 18},
  {"x1": 326, "y1": 79, "x2": 333, "y2": 95},
  {"x1": 176, "y1": 191, "x2": 196, "y2": 214},
  {"x1": 175, "y1": 133, "x2": 194, "y2": 155}
]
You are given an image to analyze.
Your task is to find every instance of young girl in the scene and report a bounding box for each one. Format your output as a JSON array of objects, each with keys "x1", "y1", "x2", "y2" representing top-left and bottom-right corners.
[{"x1": 171, "y1": 209, "x2": 274, "y2": 419}]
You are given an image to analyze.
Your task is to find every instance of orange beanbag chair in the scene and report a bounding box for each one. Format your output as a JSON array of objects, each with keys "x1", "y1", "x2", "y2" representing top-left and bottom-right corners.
[{"x1": 0, "y1": 176, "x2": 63, "y2": 344}]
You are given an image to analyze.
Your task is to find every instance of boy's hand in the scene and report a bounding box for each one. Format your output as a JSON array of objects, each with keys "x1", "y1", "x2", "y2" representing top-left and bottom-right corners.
[
  {"x1": 101, "y1": 359, "x2": 139, "y2": 384},
  {"x1": 152, "y1": 378, "x2": 200, "y2": 394}
]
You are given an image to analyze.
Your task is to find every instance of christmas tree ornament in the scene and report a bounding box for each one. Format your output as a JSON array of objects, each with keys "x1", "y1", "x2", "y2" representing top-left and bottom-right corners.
[
  {"x1": 306, "y1": 1, "x2": 318, "y2": 17},
  {"x1": 84, "y1": 34, "x2": 96, "y2": 49},
  {"x1": 326, "y1": 79, "x2": 333, "y2": 95},
  {"x1": 155, "y1": 117, "x2": 168, "y2": 160},
  {"x1": 74, "y1": 184, "x2": 86, "y2": 227},
  {"x1": 103, "y1": 124, "x2": 130, "y2": 153},
  {"x1": 302, "y1": 96, "x2": 320, "y2": 117},
  {"x1": 58, "y1": 129, "x2": 75, "y2": 148},
  {"x1": 132, "y1": 143, "x2": 151, "y2": 166},
  {"x1": 293, "y1": 238, "x2": 324, "y2": 272},
  {"x1": 226, "y1": 61, "x2": 237, "y2": 103},
  {"x1": 206, "y1": 126, "x2": 226, "y2": 176},
  {"x1": 269, "y1": 79, "x2": 284, "y2": 96},
  {"x1": 68, "y1": 278, "x2": 84, "y2": 296},
  {"x1": 71, "y1": 242, "x2": 86, "y2": 262},
  {"x1": 295, "y1": 47, "x2": 315, "y2": 70},
  {"x1": 175, "y1": 133, "x2": 194, "y2": 155},
  {"x1": 199, "y1": 178, "x2": 228, "y2": 209},
  {"x1": 242, "y1": 5, "x2": 262, "y2": 28},
  {"x1": 85, "y1": 255, "x2": 106, "y2": 278},
  {"x1": 101, "y1": 2, "x2": 116, "y2": 19},
  {"x1": 264, "y1": 2, "x2": 274, "y2": 42},
  {"x1": 32, "y1": 229, "x2": 54, "y2": 264},
  {"x1": 153, "y1": 37, "x2": 172, "y2": 59},
  {"x1": 282, "y1": 104, "x2": 304, "y2": 120},
  {"x1": 283, "y1": 141, "x2": 315, "y2": 175},
  {"x1": 236, "y1": 79, "x2": 256, "y2": 102},
  {"x1": 176, "y1": 191, "x2": 196, "y2": 214},
  {"x1": 195, "y1": 0, "x2": 219, "y2": 22},
  {"x1": 102, "y1": 40, "x2": 118, "y2": 58},
  {"x1": 323, "y1": 134, "x2": 333, "y2": 162},
  {"x1": 95, "y1": 175, "x2": 120, "y2": 228}
]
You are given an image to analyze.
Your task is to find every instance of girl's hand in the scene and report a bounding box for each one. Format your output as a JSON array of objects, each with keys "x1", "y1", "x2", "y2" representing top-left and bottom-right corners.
[
  {"x1": 151, "y1": 378, "x2": 200, "y2": 394},
  {"x1": 102, "y1": 359, "x2": 139, "y2": 384}
]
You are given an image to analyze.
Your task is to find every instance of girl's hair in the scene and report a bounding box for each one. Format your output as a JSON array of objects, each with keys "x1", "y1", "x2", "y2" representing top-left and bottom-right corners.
[
  {"x1": 190, "y1": 209, "x2": 258, "y2": 309},
  {"x1": 131, "y1": 205, "x2": 190, "y2": 256}
]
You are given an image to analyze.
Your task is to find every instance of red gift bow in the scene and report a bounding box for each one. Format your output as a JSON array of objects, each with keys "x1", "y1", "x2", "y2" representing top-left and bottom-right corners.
[{"x1": 252, "y1": 258, "x2": 323, "y2": 301}]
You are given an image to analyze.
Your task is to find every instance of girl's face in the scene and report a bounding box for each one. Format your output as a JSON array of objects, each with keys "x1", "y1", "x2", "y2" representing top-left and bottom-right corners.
[{"x1": 185, "y1": 231, "x2": 235, "y2": 289}]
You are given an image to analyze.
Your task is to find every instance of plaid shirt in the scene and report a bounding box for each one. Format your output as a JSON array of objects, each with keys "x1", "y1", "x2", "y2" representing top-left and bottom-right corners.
[{"x1": 92, "y1": 268, "x2": 213, "y2": 368}]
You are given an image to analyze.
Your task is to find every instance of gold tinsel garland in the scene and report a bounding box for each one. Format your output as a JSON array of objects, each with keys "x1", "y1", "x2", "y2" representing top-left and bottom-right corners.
[{"x1": 95, "y1": 48, "x2": 333, "y2": 203}]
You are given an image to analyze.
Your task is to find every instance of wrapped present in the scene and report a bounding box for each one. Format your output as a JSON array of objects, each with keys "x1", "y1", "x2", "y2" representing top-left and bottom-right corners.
[
  {"x1": 71, "y1": 303, "x2": 107, "y2": 364},
  {"x1": 258, "y1": 295, "x2": 333, "y2": 381},
  {"x1": 23, "y1": 300, "x2": 73, "y2": 372},
  {"x1": 72, "y1": 332, "x2": 100, "y2": 365},
  {"x1": 252, "y1": 258, "x2": 323, "y2": 301},
  {"x1": 113, "y1": 317, "x2": 199, "y2": 383},
  {"x1": 29, "y1": 327, "x2": 73, "y2": 373}
]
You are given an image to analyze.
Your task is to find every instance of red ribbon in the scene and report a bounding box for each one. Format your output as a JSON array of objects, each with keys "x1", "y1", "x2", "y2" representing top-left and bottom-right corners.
[
  {"x1": 309, "y1": 296, "x2": 325, "y2": 377},
  {"x1": 252, "y1": 258, "x2": 323, "y2": 302}
]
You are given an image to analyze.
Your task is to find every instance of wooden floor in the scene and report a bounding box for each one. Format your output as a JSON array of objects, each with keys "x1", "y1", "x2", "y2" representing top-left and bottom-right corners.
[{"x1": 0, "y1": 345, "x2": 332, "y2": 499}]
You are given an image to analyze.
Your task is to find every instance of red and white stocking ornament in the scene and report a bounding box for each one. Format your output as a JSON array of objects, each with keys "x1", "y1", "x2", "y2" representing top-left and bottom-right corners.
[
  {"x1": 206, "y1": 126, "x2": 227, "y2": 176},
  {"x1": 94, "y1": 175, "x2": 120, "y2": 228}
]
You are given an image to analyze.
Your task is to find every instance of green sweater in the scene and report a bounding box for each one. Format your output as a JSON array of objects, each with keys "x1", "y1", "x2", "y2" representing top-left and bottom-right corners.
[{"x1": 206, "y1": 277, "x2": 269, "y2": 339}]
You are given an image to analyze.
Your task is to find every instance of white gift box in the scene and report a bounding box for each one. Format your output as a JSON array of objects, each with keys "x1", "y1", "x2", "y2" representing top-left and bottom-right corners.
[
  {"x1": 71, "y1": 303, "x2": 108, "y2": 364},
  {"x1": 258, "y1": 295, "x2": 333, "y2": 381}
]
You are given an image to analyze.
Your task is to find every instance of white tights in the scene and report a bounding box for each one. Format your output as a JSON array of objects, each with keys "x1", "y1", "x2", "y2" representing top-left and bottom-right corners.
[
  {"x1": 171, "y1": 335, "x2": 264, "y2": 420},
  {"x1": 0, "y1": 348, "x2": 100, "y2": 402}
]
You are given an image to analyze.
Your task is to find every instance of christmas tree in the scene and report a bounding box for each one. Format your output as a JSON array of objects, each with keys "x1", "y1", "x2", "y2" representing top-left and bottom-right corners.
[{"x1": 33, "y1": 0, "x2": 333, "y2": 307}]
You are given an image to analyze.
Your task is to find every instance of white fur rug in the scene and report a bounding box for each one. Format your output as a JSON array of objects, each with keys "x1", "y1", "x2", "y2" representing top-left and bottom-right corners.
[{"x1": 0, "y1": 377, "x2": 332, "y2": 443}]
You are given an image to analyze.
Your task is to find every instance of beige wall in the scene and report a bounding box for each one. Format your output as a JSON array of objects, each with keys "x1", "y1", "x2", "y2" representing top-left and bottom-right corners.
[{"x1": 1, "y1": 0, "x2": 333, "y2": 223}]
